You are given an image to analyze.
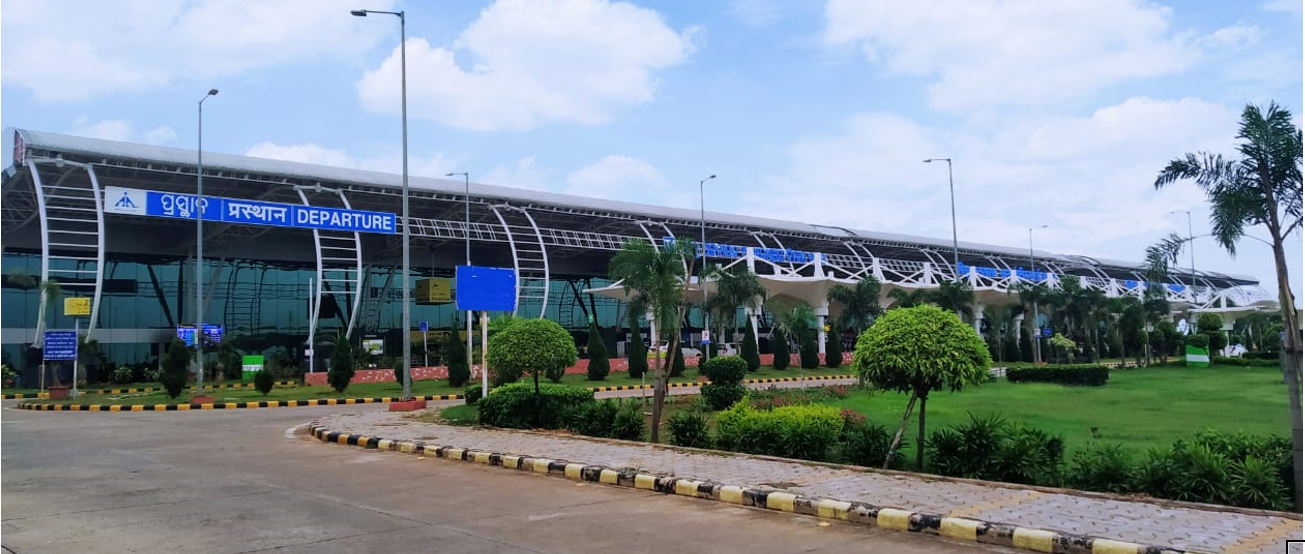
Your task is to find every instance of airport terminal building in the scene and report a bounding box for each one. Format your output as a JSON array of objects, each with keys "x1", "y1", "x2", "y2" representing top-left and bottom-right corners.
[{"x1": 0, "y1": 129, "x2": 1275, "y2": 380}]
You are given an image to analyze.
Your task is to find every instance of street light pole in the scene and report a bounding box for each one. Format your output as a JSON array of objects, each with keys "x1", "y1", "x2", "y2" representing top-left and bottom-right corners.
[
  {"x1": 447, "y1": 171, "x2": 477, "y2": 396},
  {"x1": 924, "y1": 158, "x2": 959, "y2": 276},
  {"x1": 352, "y1": 8, "x2": 411, "y2": 399},
  {"x1": 1169, "y1": 210, "x2": 1197, "y2": 297},
  {"x1": 1029, "y1": 225, "x2": 1048, "y2": 364},
  {"x1": 196, "y1": 88, "x2": 218, "y2": 394},
  {"x1": 699, "y1": 174, "x2": 716, "y2": 363}
]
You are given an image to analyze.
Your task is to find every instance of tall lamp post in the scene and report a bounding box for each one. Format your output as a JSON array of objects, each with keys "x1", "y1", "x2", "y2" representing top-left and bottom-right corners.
[
  {"x1": 1028, "y1": 224, "x2": 1048, "y2": 363},
  {"x1": 196, "y1": 88, "x2": 218, "y2": 393},
  {"x1": 447, "y1": 171, "x2": 475, "y2": 395},
  {"x1": 352, "y1": 8, "x2": 411, "y2": 399},
  {"x1": 699, "y1": 174, "x2": 716, "y2": 363},
  {"x1": 923, "y1": 158, "x2": 959, "y2": 277},
  {"x1": 1169, "y1": 210, "x2": 1197, "y2": 298}
]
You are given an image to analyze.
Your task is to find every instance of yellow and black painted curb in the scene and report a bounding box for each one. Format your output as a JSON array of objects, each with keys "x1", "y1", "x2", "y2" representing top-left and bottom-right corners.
[
  {"x1": 307, "y1": 420, "x2": 1195, "y2": 554},
  {"x1": 2, "y1": 380, "x2": 299, "y2": 400},
  {"x1": 15, "y1": 394, "x2": 462, "y2": 412},
  {"x1": 585, "y1": 373, "x2": 853, "y2": 393}
]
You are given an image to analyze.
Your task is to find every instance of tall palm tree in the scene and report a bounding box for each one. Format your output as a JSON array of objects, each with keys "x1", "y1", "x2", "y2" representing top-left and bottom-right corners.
[
  {"x1": 932, "y1": 279, "x2": 975, "y2": 321},
  {"x1": 887, "y1": 287, "x2": 931, "y2": 309},
  {"x1": 770, "y1": 300, "x2": 816, "y2": 346},
  {"x1": 1148, "y1": 101, "x2": 1302, "y2": 506},
  {"x1": 1012, "y1": 282, "x2": 1053, "y2": 362},
  {"x1": 609, "y1": 237, "x2": 696, "y2": 442},
  {"x1": 827, "y1": 276, "x2": 884, "y2": 335},
  {"x1": 707, "y1": 264, "x2": 767, "y2": 347},
  {"x1": 34, "y1": 279, "x2": 62, "y2": 343}
]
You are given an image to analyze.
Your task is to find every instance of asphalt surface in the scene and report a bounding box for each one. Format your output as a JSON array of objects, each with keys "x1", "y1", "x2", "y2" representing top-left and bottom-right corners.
[{"x1": 0, "y1": 401, "x2": 1017, "y2": 554}]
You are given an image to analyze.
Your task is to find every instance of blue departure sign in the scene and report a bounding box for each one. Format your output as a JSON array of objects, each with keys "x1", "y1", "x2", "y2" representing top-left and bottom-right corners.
[{"x1": 105, "y1": 186, "x2": 395, "y2": 235}]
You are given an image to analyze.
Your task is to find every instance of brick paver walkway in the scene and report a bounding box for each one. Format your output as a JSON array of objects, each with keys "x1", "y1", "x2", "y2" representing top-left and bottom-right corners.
[{"x1": 317, "y1": 409, "x2": 1302, "y2": 554}]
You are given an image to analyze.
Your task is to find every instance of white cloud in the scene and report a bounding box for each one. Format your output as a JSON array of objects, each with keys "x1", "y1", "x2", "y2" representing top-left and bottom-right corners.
[
  {"x1": 1262, "y1": 0, "x2": 1303, "y2": 14},
  {"x1": 728, "y1": 0, "x2": 802, "y2": 27},
  {"x1": 1199, "y1": 24, "x2": 1263, "y2": 50},
  {"x1": 68, "y1": 118, "x2": 177, "y2": 145},
  {"x1": 821, "y1": 0, "x2": 1200, "y2": 112},
  {"x1": 244, "y1": 142, "x2": 462, "y2": 179},
  {"x1": 481, "y1": 156, "x2": 556, "y2": 190},
  {"x1": 357, "y1": 0, "x2": 695, "y2": 131},
  {"x1": 564, "y1": 155, "x2": 668, "y2": 198},
  {"x1": 1, "y1": 0, "x2": 394, "y2": 103}
]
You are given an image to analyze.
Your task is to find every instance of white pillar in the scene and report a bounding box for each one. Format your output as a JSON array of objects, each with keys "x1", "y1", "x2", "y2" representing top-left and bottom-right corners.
[
  {"x1": 815, "y1": 302, "x2": 830, "y2": 355},
  {"x1": 1013, "y1": 313, "x2": 1025, "y2": 345},
  {"x1": 973, "y1": 303, "x2": 985, "y2": 334}
]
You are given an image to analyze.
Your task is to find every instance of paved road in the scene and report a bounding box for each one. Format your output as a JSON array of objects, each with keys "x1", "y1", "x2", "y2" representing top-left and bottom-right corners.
[{"x1": 1, "y1": 402, "x2": 1014, "y2": 554}]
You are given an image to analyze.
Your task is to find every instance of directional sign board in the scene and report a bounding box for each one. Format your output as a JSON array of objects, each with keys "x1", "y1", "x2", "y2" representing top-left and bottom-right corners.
[
  {"x1": 456, "y1": 266, "x2": 517, "y2": 312},
  {"x1": 177, "y1": 324, "x2": 223, "y2": 347},
  {"x1": 105, "y1": 186, "x2": 396, "y2": 235},
  {"x1": 63, "y1": 297, "x2": 90, "y2": 316},
  {"x1": 43, "y1": 330, "x2": 78, "y2": 361},
  {"x1": 419, "y1": 321, "x2": 429, "y2": 332}
]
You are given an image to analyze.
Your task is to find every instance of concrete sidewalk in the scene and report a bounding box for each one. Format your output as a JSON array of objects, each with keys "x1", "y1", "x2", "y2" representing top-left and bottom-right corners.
[{"x1": 312, "y1": 411, "x2": 1302, "y2": 554}]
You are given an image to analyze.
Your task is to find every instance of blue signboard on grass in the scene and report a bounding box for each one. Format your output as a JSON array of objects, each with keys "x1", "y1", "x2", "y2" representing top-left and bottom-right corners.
[
  {"x1": 43, "y1": 330, "x2": 78, "y2": 361},
  {"x1": 456, "y1": 266, "x2": 517, "y2": 312}
]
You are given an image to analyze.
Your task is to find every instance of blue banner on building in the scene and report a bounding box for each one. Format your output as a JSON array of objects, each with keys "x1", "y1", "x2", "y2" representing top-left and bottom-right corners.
[{"x1": 105, "y1": 186, "x2": 395, "y2": 235}]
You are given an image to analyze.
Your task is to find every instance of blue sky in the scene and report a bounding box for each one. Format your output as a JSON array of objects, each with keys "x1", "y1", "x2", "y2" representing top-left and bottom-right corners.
[{"x1": 2, "y1": 0, "x2": 1301, "y2": 303}]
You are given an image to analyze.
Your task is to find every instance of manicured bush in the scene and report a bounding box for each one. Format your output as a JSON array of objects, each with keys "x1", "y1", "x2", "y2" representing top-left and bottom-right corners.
[
  {"x1": 159, "y1": 338, "x2": 192, "y2": 399},
  {"x1": 667, "y1": 409, "x2": 712, "y2": 448},
  {"x1": 840, "y1": 420, "x2": 902, "y2": 469},
  {"x1": 714, "y1": 403, "x2": 843, "y2": 462},
  {"x1": 610, "y1": 400, "x2": 646, "y2": 441},
  {"x1": 1005, "y1": 363, "x2": 1109, "y2": 386},
  {"x1": 1197, "y1": 313, "x2": 1228, "y2": 354},
  {"x1": 392, "y1": 358, "x2": 407, "y2": 387},
  {"x1": 670, "y1": 345, "x2": 686, "y2": 378},
  {"x1": 1069, "y1": 442, "x2": 1135, "y2": 494},
  {"x1": 701, "y1": 355, "x2": 747, "y2": 384},
  {"x1": 1184, "y1": 333, "x2": 1209, "y2": 350},
  {"x1": 566, "y1": 399, "x2": 622, "y2": 438},
  {"x1": 824, "y1": 331, "x2": 843, "y2": 368},
  {"x1": 486, "y1": 318, "x2": 578, "y2": 391},
  {"x1": 446, "y1": 330, "x2": 470, "y2": 387},
  {"x1": 1212, "y1": 356, "x2": 1280, "y2": 367},
  {"x1": 741, "y1": 323, "x2": 761, "y2": 372},
  {"x1": 626, "y1": 311, "x2": 648, "y2": 379},
  {"x1": 327, "y1": 336, "x2": 355, "y2": 393},
  {"x1": 700, "y1": 383, "x2": 747, "y2": 411},
  {"x1": 253, "y1": 368, "x2": 275, "y2": 396},
  {"x1": 464, "y1": 385, "x2": 484, "y2": 406},
  {"x1": 799, "y1": 335, "x2": 820, "y2": 369},
  {"x1": 772, "y1": 335, "x2": 790, "y2": 370},
  {"x1": 586, "y1": 322, "x2": 610, "y2": 381},
  {"x1": 476, "y1": 383, "x2": 594, "y2": 429}
]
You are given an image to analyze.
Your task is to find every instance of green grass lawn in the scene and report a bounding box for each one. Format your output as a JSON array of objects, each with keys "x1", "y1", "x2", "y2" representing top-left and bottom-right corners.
[{"x1": 829, "y1": 364, "x2": 1291, "y2": 454}]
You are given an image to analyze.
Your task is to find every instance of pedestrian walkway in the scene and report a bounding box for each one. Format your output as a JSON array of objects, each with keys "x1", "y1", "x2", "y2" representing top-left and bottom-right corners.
[{"x1": 315, "y1": 410, "x2": 1302, "y2": 554}]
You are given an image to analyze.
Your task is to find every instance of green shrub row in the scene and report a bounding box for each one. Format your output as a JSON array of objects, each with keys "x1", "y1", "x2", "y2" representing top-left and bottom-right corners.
[
  {"x1": 1004, "y1": 363, "x2": 1109, "y2": 386},
  {"x1": 1212, "y1": 356, "x2": 1281, "y2": 368},
  {"x1": 714, "y1": 403, "x2": 844, "y2": 461},
  {"x1": 476, "y1": 383, "x2": 595, "y2": 429},
  {"x1": 565, "y1": 399, "x2": 644, "y2": 441},
  {"x1": 927, "y1": 414, "x2": 1065, "y2": 486}
]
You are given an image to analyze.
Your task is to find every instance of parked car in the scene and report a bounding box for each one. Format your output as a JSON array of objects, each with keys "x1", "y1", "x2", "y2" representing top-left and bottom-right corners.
[{"x1": 653, "y1": 344, "x2": 702, "y2": 359}]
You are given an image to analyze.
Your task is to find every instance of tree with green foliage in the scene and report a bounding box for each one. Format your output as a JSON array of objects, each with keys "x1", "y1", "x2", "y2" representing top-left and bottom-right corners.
[
  {"x1": 827, "y1": 277, "x2": 884, "y2": 334},
  {"x1": 586, "y1": 321, "x2": 610, "y2": 381},
  {"x1": 626, "y1": 308, "x2": 648, "y2": 379},
  {"x1": 852, "y1": 305, "x2": 991, "y2": 470},
  {"x1": 608, "y1": 238, "x2": 697, "y2": 442},
  {"x1": 670, "y1": 344, "x2": 686, "y2": 378},
  {"x1": 772, "y1": 301, "x2": 816, "y2": 370},
  {"x1": 772, "y1": 331, "x2": 790, "y2": 370},
  {"x1": 887, "y1": 287, "x2": 931, "y2": 309},
  {"x1": 1197, "y1": 313, "x2": 1228, "y2": 355},
  {"x1": 741, "y1": 322, "x2": 761, "y2": 371},
  {"x1": 1149, "y1": 321, "x2": 1181, "y2": 362},
  {"x1": 799, "y1": 334, "x2": 819, "y2": 369},
  {"x1": 445, "y1": 329, "x2": 470, "y2": 387},
  {"x1": 825, "y1": 327, "x2": 843, "y2": 368},
  {"x1": 1001, "y1": 330, "x2": 1020, "y2": 363},
  {"x1": 1148, "y1": 101, "x2": 1303, "y2": 506},
  {"x1": 1019, "y1": 327, "x2": 1034, "y2": 362},
  {"x1": 253, "y1": 367, "x2": 275, "y2": 396},
  {"x1": 932, "y1": 279, "x2": 975, "y2": 321},
  {"x1": 706, "y1": 264, "x2": 767, "y2": 353},
  {"x1": 214, "y1": 340, "x2": 243, "y2": 381},
  {"x1": 1012, "y1": 282, "x2": 1053, "y2": 363},
  {"x1": 327, "y1": 334, "x2": 355, "y2": 393},
  {"x1": 485, "y1": 318, "x2": 578, "y2": 425},
  {"x1": 159, "y1": 338, "x2": 192, "y2": 399}
]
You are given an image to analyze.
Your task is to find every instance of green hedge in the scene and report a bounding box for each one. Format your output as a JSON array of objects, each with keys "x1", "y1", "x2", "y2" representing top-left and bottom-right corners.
[
  {"x1": 714, "y1": 403, "x2": 843, "y2": 462},
  {"x1": 701, "y1": 355, "x2": 748, "y2": 384},
  {"x1": 476, "y1": 383, "x2": 595, "y2": 429},
  {"x1": 1005, "y1": 363, "x2": 1109, "y2": 386},
  {"x1": 1213, "y1": 356, "x2": 1280, "y2": 367}
]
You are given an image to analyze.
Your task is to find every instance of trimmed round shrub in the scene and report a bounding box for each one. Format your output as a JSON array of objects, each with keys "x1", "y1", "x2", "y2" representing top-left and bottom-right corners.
[
  {"x1": 253, "y1": 368, "x2": 276, "y2": 396},
  {"x1": 667, "y1": 410, "x2": 711, "y2": 448},
  {"x1": 610, "y1": 400, "x2": 646, "y2": 441},
  {"x1": 700, "y1": 383, "x2": 747, "y2": 411},
  {"x1": 159, "y1": 338, "x2": 191, "y2": 399},
  {"x1": 586, "y1": 322, "x2": 610, "y2": 381},
  {"x1": 799, "y1": 335, "x2": 820, "y2": 369},
  {"x1": 464, "y1": 384, "x2": 484, "y2": 406},
  {"x1": 327, "y1": 338, "x2": 355, "y2": 393},
  {"x1": 476, "y1": 383, "x2": 594, "y2": 429},
  {"x1": 715, "y1": 403, "x2": 842, "y2": 462},
  {"x1": 772, "y1": 336, "x2": 790, "y2": 370},
  {"x1": 486, "y1": 318, "x2": 578, "y2": 387},
  {"x1": 446, "y1": 330, "x2": 470, "y2": 387},
  {"x1": 701, "y1": 355, "x2": 747, "y2": 384},
  {"x1": 741, "y1": 324, "x2": 761, "y2": 372},
  {"x1": 825, "y1": 331, "x2": 843, "y2": 368},
  {"x1": 670, "y1": 345, "x2": 686, "y2": 378}
]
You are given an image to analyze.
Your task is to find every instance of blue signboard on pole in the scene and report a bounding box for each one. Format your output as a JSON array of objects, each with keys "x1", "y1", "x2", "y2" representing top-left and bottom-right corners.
[
  {"x1": 177, "y1": 324, "x2": 223, "y2": 347},
  {"x1": 456, "y1": 266, "x2": 517, "y2": 312},
  {"x1": 105, "y1": 186, "x2": 396, "y2": 235},
  {"x1": 419, "y1": 321, "x2": 428, "y2": 332},
  {"x1": 43, "y1": 330, "x2": 78, "y2": 361}
]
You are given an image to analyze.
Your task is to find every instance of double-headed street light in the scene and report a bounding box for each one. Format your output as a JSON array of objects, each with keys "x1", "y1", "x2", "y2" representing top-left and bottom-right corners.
[
  {"x1": 352, "y1": 7, "x2": 412, "y2": 399},
  {"x1": 699, "y1": 174, "x2": 716, "y2": 362},
  {"x1": 196, "y1": 88, "x2": 218, "y2": 393},
  {"x1": 923, "y1": 158, "x2": 959, "y2": 277},
  {"x1": 1028, "y1": 224, "x2": 1048, "y2": 364},
  {"x1": 1168, "y1": 210, "x2": 1197, "y2": 295}
]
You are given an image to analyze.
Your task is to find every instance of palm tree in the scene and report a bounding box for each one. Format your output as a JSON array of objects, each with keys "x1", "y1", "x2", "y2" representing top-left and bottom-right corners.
[
  {"x1": 608, "y1": 237, "x2": 696, "y2": 442},
  {"x1": 770, "y1": 300, "x2": 816, "y2": 346},
  {"x1": 707, "y1": 264, "x2": 767, "y2": 348},
  {"x1": 1148, "y1": 101, "x2": 1302, "y2": 506},
  {"x1": 932, "y1": 279, "x2": 975, "y2": 321},
  {"x1": 887, "y1": 287, "x2": 931, "y2": 309},
  {"x1": 7, "y1": 268, "x2": 36, "y2": 290},
  {"x1": 34, "y1": 279, "x2": 63, "y2": 386},
  {"x1": 1012, "y1": 282, "x2": 1053, "y2": 362},
  {"x1": 827, "y1": 276, "x2": 884, "y2": 335}
]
